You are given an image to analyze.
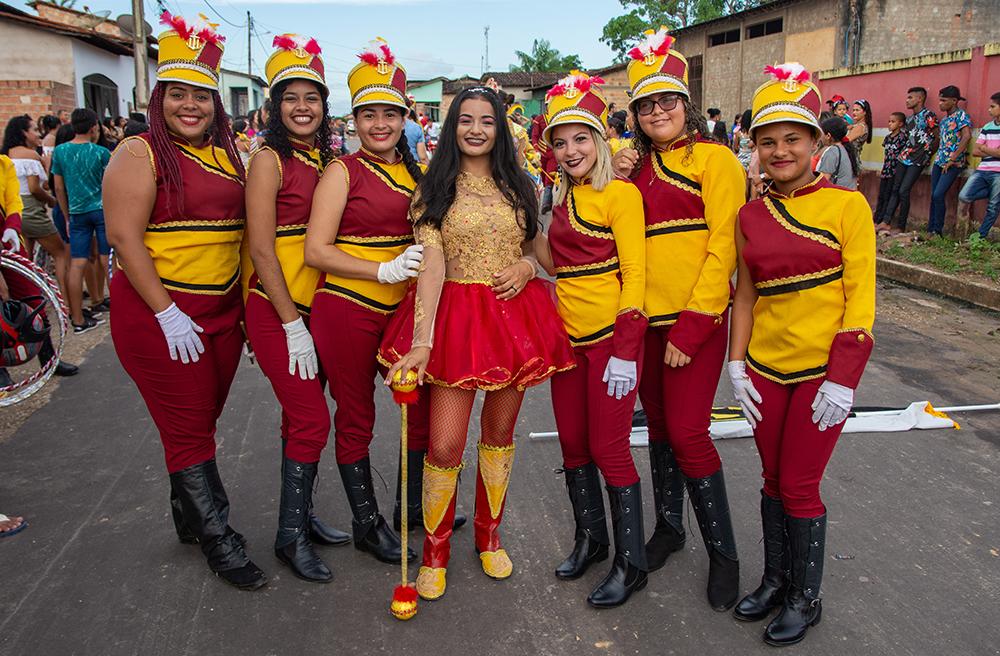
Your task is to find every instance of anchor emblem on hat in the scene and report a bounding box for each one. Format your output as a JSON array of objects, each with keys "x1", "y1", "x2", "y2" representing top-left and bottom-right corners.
[
  {"x1": 294, "y1": 46, "x2": 307, "y2": 58},
  {"x1": 377, "y1": 60, "x2": 390, "y2": 75},
  {"x1": 187, "y1": 34, "x2": 202, "y2": 50},
  {"x1": 643, "y1": 52, "x2": 656, "y2": 66}
]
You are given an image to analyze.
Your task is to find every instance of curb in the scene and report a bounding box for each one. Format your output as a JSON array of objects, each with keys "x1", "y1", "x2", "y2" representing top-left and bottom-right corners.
[{"x1": 877, "y1": 256, "x2": 1000, "y2": 313}]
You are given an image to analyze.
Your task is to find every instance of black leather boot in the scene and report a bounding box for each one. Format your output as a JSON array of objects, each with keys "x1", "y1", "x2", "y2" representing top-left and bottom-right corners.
[
  {"x1": 38, "y1": 334, "x2": 78, "y2": 376},
  {"x1": 734, "y1": 491, "x2": 788, "y2": 622},
  {"x1": 393, "y1": 449, "x2": 467, "y2": 532},
  {"x1": 275, "y1": 455, "x2": 332, "y2": 583},
  {"x1": 764, "y1": 514, "x2": 825, "y2": 646},
  {"x1": 339, "y1": 457, "x2": 416, "y2": 564},
  {"x1": 686, "y1": 468, "x2": 740, "y2": 611},
  {"x1": 587, "y1": 481, "x2": 648, "y2": 608},
  {"x1": 169, "y1": 460, "x2": 267, "y2": 590},
  {"x1": 645, "y1": 441, "x2": 686, "y2": 571},
  {"x1": 170, "y1": 480, "x2": 246, "y2": 547},
  {"x1": 276, "y1": 439, "x2": 349, "y2": 546},
  {"x1": 555, "y1": 463, "x2": 609, "y2": 580}
]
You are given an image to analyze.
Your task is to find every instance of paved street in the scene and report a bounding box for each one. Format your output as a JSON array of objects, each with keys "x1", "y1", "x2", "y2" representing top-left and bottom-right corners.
[{"x1": 1, "y1": 279, "x2": 999, "y2": 656}]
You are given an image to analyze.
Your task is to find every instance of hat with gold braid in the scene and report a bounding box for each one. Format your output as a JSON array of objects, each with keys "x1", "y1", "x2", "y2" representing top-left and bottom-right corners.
[
  {"x1": 347, "y1": 38, "x2": 407, "y2": 111},
  {"x1": 266, "y1": 34, "x2": 327, "y2": 94},
  {"x1": 156, "y1": 12, "x2": 226, "y2": 91},
  {"x1": 626, "y1": 27, "x2": 689, "y2": 103},
  {"x1": 542, "y1": 71, "x2": 608, "y2": 145},
  {"x1": 749, "y1": 63, "x2": 822, "y2": 137}
]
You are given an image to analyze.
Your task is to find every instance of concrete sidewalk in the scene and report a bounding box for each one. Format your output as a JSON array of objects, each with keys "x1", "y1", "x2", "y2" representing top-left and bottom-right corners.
[{"x1": 1, "y1": 281, "x2": 998, "y2": 656}]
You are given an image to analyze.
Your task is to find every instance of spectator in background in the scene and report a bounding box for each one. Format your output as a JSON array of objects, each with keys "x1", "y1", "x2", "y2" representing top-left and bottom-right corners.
[
  {"x1": 706, "y1": 107, "x2": 720, "y2": 133},
  {"x1": 404, "y1": 102, "x2": 428, "y2": 165},
  {"x1": 817, "y1": 116, "x2": 859, "y2": 190},
  {"x1": 847, "y1": 99, "x2": 872, "y2": 158},
  {"x1": 959, "y1": 91, "x2": 1000, "y2": 239},
  {"x1": 50, "y1": 108, "x2": 111, "y2": 334},
  {"x1": 607, "y1": 114, "x2": 628, "y2": 154},
  {"x1": 734, "y1": 109, "x2": 754, "y2": 169},
  {"x1": 39, "y1": 115, "x2": 61, "y2": 161},
  {"x1": 883, "y1": 87, "x2": 938, "y2": 233},
  {"x1": 875, "y1": 112, "x2": 908, "y2": 231},
  {"x1": 123, "y1": 118, "x2": 149, "y2": 138},
  {"x1": 57, "y1": 109, "x2": 70, "y2": 125},
  {"x1": 927, "y1": 85, "x2": 972, "y2": 236}
]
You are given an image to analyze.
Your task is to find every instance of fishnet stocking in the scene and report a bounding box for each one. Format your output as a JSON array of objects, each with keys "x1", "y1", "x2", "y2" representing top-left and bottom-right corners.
[{"x1": 480, "y1": 386, "x2": 524, "y2": 448}]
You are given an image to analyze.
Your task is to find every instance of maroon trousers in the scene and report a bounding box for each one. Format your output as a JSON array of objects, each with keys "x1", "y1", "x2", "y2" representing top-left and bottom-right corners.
[
  {"x1": 638, "y1": 310, "x2": 729, "y2": 479},
  {"x1": 748, "y1": 369, "x2": 844, "y2": 518},
  {"x1": 110, "y1": 275, "x2": 243, "y2": 474},
  {"x1": 244, "y1": 292, "x2": 330, "y2": 463},
  {"x1": 310, "y1": 292, "x2": 429, "y2": 465},
  {"x1": 551, "y1": 337, "x2": 640, "y2": 487}
]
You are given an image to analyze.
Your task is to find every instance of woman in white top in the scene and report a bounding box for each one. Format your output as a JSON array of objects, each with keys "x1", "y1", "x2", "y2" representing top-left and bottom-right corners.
[{"x1": 1, "y1": 114, "x2": 69, "y2": 297}]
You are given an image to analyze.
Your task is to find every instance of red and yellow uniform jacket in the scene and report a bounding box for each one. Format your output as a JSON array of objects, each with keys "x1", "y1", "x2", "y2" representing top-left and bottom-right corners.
[
  {"x1": 315, "y1": 149, "x2": 416, "y2": 314},
  {"x1": 118, "y1": 134, "x2": 244, "y2": 296},
  {"x1": 738, "y1": 176, "x2": 875, "y2": 388},
  {"x1": 548, "y1": 179, "x2": 647, "y2": 360},
  {"x1": 632, "y1": 136, "x2": 745, "y2": 356},
  {"x1": 0, "y1": 155, "x2": 23, "y2": 237},
  {"x1": 242, "y1": 141, "x2": 324, "y2": 314}
]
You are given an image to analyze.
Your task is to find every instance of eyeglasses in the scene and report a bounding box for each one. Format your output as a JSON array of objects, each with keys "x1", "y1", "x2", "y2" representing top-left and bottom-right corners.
[{"x1": 635, "y1": 95, "x2": 681, "y2": 116}]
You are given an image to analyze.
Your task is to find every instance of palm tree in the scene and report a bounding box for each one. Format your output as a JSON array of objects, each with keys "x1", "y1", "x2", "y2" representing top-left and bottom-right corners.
[{"x1": 510, "y1": 39, "x2": 582, "y2": 73}]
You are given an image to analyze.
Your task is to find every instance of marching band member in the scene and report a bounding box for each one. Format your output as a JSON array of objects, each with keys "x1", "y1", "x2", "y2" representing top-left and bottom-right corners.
[
  {"x1": 728, "y1": 63, "x2": 875, "y2": 646},
  {"x1": 614, "y1": 27, "x2": 746, "y2": 611},
  {"x1": 104, "y1": 13, "x2": 265, "y2": 590},
  {"x1": 305, "y1": 38, "x2": 424, "y2": 565},
  {"x1": 381, "y1": 85, "x2": 574, "y2": 601},
  {"x1": 534, "y1": 72, "x2": 649, "y2": 608},
  {"x1": 243, "y1": 34, "x2": 350, "y2": 584}
]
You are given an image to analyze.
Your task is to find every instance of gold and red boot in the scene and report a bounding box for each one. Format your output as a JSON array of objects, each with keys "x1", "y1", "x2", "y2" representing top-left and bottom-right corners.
[
  {"x1": 415, "y1": 460, "x2": 461, "y2": 600},
  {"x1": 474, "y1": 442, "x2": 515, "y2": 579}
]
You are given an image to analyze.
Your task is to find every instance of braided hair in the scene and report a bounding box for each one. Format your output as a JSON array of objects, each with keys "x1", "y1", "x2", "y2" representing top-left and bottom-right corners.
[
  {"x1": 263, "y1": 79, "x2": 335, "y2": 167},
  {"x1": 147, "y1": 83, "x2": 245, "y2": 215},
  {"x1": 631, "y1": 95, "x2": 708, "y2": 166}
]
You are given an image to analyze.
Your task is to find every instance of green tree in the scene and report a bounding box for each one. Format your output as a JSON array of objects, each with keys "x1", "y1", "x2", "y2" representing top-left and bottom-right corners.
[
  {"x1": 510, "y1": 39, "x2": 583, "y2": 73},
  {"x1": 601, "y1": 0, "x2": 762, "y2": 61}
]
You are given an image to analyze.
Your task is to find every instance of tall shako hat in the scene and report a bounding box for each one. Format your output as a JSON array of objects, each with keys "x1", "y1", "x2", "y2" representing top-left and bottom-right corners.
[
  {"x1": 626, "y1": 26, "x2": 689, "y2": 103},
  {"x1": 347, "y1": 38, "x2": 407, "y2": 111},
  {"x1": 542, "y1": 71, "x2": 609, "y2": 145},
  {"x1": 749, "y1": 63, "x2": 822, "y2": 138},
  {"x1": 266, "y1": 34, "x2": 327, "y2": 94},
  {"x1": 156, "y1": 12, "x2": 226, "y2": 91}
]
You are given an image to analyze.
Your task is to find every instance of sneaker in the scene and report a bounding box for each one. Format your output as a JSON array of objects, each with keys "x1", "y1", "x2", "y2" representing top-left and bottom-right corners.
[
  {"x1": 72, "y1": 317, "x2": 100, "y2": 335},
  {"x1": 91, "y1": 298, "x2": 111, "y2": 313},
  {"x1": 82, "y1": 307, "x2": 106, "y2": 323}
]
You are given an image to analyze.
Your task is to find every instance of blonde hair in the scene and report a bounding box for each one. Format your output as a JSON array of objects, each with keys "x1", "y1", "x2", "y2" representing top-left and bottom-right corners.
[{"x1": 553, "y1": 125, "x2": 615, "y2": 207}]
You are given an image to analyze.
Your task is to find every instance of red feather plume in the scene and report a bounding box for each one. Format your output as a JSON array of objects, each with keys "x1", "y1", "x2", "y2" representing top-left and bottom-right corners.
[
  {"x1": 196, "y1": 26, "x2": 224, "y2": 46},
  {"x1": 272, "y1": 34, "x2": 297, "y2": 50},
  {"x1": 159, "y1": 11, "x2": 192, "y2": 40},
  {"x1": 304, "y1": 38, "x2": 321, "y2": 56}
]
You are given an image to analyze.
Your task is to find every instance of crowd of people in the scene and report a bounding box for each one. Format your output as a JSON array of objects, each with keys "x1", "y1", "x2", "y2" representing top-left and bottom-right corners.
[{"x1": 10, "y1": 12, "x2": 999, "y2": 648}]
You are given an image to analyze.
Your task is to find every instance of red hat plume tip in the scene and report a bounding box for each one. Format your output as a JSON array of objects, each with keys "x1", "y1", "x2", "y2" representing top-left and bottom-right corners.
[{"x1": 304, "y1": 38, "x2": 322, "y2": 56}]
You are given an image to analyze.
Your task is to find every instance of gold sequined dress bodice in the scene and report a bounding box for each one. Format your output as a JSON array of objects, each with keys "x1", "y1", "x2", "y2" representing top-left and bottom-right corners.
[{"x1": 416, "y1": 172, "x2": 524, "y2": 282}]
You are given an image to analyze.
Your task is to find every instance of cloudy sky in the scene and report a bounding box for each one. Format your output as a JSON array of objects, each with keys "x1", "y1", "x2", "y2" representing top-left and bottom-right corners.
[{"x1": 76, "y1": 0, "x2": 627, "y2": 114}]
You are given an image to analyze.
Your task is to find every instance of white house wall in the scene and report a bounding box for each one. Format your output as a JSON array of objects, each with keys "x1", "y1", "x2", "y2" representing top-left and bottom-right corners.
[
  {"x1": 0, "y1": 20, "x2": 74, "y2": 84},
  {"x1": 71, "y1": 39, "x2": 156, "y2": 117}
]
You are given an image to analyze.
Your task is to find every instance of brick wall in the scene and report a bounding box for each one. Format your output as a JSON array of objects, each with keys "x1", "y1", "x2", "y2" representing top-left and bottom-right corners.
[
  {"x1": 0, "y1": 79, "x2": 77, "y2": 125},
  {"x1": 858, "y1": 0, "x2": 996, "y2": 65}
]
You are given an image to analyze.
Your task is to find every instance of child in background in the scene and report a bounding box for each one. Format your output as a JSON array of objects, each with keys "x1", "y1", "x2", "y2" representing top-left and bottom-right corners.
[{"x1": 875, "y1": 112, "x2": 908, "y2": 231}]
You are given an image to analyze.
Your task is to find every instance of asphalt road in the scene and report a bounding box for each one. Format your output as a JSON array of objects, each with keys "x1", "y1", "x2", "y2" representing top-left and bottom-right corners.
[{"x1": 1, "y1": 279, "x2": 999, "y2": 656}]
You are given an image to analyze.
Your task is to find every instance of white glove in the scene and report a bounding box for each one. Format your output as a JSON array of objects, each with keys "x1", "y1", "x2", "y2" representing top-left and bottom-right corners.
[
  {"x1": 2, "y1": 228, "x2": 19, "y2": 251},
  {"x1": 282, "y1": 317, "x2": 318, "y2": 380},
  {"x1": 377, "y1": 244, "x2": 423, "y2": 284},
  {"x1": 602, "y1": 356, "x2": 637, "y2": 400},
  {"x1": 155, "y1": 302, "x2": 204, "y2": 364},
  {"x1": 728, "y1": 360, "x2": 763, "y2": 428},
  {"x1": 811, "y1": 380, "x2": 853, "y2": 431}
]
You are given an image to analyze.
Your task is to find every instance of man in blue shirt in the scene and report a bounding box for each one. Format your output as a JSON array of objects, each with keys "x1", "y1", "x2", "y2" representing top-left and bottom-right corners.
[
  {"x1": 928, "y1": 85, "x2": 972, "y2": 235},
  {"x1": 404, "y1": 97, "x2": 428, "y2": 165},
  {"x1": 51, "y1": 108, "x2": 111, "y2": 333}
]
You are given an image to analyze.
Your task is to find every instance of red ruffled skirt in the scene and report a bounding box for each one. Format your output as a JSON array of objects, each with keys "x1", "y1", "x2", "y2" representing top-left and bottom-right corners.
[{"x1": 379, "y1": 279, "x2": 575, "y2": 391}]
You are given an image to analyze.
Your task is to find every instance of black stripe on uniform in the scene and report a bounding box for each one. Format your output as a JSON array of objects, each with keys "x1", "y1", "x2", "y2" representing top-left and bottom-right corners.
[
  {"x1": 569, "y1": 190, "x2": 613, "y2": 234},
  {"x1": 175, "y1": 144, "x2": 242, "y2": 182},
  {"x1": 570, "y1": 324, "x2": 614, "y2": 344},
  {"x1": 147, "y1": 222, "x2": 243, "y2": 233},
  {"x1": 757, "y1": 269, "x2": 843, "y2": 296},
  {"x1": 361, "y1": 159, "x2": 413, "y2": 194},
  {"x1": 334, "y1": 235, "x2": 414, "y2": 248},
  {"x1": 160, "y1": 269, "x2": 239, "y2": 293},
  {"x1": 276, "y1": 226, "x2": 308, "y2": 237},
  {"x1": 648, "y1": 311, "x2": 680, "y2": 325},
  {"x1": 322, "y1": 283, "x2": 399, "y2": 312},
  {"x1": 654, "y1": 153, "x2": 702, "y2": 191},
  {"x1": 556, "y1": 261, "x2": 620, "y2": 279},
  {"x1": 746, "y1": 353, "x2": 827, "y2": 382},
  {"x1": 646, "y1": 222, "x2": 708, "y2": 237},
  {"x1": 769, "y1": 198, "x2": 840, "y2": 245},
  {"x1": 254, "y1": 282, "x2": 310, "y2": 314}
]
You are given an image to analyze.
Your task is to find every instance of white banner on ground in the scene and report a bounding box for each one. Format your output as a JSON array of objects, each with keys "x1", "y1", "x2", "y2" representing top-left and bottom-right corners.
[{"x1": 527, "y1": 401, "x2": 981, "y2": 446}]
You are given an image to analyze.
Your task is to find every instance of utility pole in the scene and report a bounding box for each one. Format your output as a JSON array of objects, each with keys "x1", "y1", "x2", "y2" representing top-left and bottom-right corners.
[
  {"x1": 131, "y1": 0, "x2": 149, "y2": 112},
  {"x1": 484, "y1": 25, "x2": 489, "y2": 74},
  {"x1": 247, "y1": 11, "x2": 253, "y2": 79}
]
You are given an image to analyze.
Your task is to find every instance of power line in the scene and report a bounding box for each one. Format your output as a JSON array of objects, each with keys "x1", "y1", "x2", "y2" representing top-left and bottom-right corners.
[{"x1": 201, "y1": 0, "x2": 245, "y2": 28}]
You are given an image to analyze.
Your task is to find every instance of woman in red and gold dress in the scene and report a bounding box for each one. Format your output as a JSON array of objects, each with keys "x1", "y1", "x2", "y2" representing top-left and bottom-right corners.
[
  {"x1": 533, "y1": 73, "x2": 649, "y2": 608},
  {"x1": 382, "y1": 85, "x2": 574, "y2": 602},
  {"x1": 728, "y1": 64, "x2": 875, "y2": 646},
  {"x1": 242, "y1": 35, "x2": 350, "y2": 585},
  {"x1": 613, "y1": 27, "x2": 746, "y2": 611},
  {"x1": 104, "y1": 14, "x2": 266, "y2": 590},
  {"x1": 305, "y1": 39, "x2": 426, "y2": 565}
]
